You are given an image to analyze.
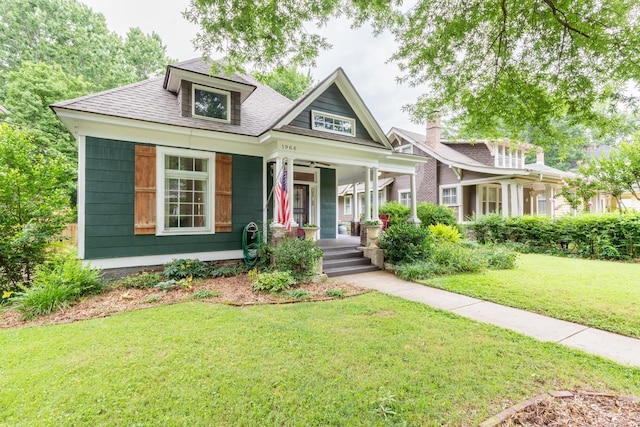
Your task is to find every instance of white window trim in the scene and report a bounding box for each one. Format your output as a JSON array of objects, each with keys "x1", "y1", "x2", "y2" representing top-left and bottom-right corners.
[
  {"x1": 192, "y1": 84, "x2": 231, "y2": 123},
  {"x1": 344, "y1": 195, "x2": 352, "y2": 215},
  {"x1": 440, "y1": 185, "x2": 460, "y2": 206},
  {"x1": 311, "y1": 110, "x2": 356, "y2": 137},
  {"x1": 156, "y1": 146, "x2": 216, "y2": 236},
  {"x1": 397, "y1": 144, "x2": 412, "y2": 154},
  {"x1": 397, "y1": 190, "x2": 411, "y2": 207}
]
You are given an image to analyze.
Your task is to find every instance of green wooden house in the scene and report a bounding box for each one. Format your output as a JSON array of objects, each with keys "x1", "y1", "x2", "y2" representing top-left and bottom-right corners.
[{"x1": 52, "y1": 58, "x2": 423, "y2": 270}]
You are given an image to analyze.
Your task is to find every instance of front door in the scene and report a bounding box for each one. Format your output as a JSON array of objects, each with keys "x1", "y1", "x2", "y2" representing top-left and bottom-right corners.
[{"x1": 293, "y1": 184, "x2": 310, "y2": 227}]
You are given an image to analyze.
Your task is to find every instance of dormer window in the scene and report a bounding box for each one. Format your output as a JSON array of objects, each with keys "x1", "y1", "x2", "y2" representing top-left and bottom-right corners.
[
  {"x1": 495, "y1": 144, "x2": 524, "y2": 168},
  {"x1": 312, "y1": 110, "x2": 355, "y2": 137},
  {"x1": 192, "y1": 84, "x2": 230, "y2": 123}
]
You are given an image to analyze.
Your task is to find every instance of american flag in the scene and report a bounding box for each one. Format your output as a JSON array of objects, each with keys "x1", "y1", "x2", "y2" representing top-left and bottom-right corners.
[{"x1": 275, "y1": 169, "x2": 291, "y2": 230}]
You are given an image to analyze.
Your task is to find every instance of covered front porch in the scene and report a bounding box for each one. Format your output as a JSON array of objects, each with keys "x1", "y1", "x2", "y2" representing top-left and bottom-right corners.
[{"x1": 455, "y1": 177, "x2": 564, "y2": 221}]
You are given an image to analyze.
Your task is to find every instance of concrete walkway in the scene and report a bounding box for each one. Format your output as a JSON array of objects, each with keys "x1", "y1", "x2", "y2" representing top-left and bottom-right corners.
[{"x1": 337, "y1": 270, "x2": 640, "y2": 368}]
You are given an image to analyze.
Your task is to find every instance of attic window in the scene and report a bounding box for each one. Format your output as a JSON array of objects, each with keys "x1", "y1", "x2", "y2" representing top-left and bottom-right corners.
[
  {"x1": 312, "y1": 110, "x2": 355, "y2": 137},
  {"x1": 192, "y1": 84, "x2": 230, "y2": 122}
]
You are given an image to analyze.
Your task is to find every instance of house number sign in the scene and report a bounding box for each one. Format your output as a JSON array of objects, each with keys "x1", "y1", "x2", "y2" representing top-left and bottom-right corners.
[{"x1": 280, "y1": 144, "x2": 297, "y2": 151}]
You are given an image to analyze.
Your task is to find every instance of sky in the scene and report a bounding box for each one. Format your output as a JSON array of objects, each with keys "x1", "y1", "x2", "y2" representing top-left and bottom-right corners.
[{"x1": 80, "y1": 0, "x2": 426, "y2": 134}]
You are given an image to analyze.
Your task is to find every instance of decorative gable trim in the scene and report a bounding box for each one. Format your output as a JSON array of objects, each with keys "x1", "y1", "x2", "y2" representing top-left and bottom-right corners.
[{"x1": 272, "y1": 68, "x2": 392, "y2": 149}]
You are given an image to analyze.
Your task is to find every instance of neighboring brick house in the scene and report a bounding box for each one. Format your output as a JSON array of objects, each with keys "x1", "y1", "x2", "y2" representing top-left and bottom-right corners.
[{"x1": 384, "y1": 118, "x2": 574, "y2": 222}]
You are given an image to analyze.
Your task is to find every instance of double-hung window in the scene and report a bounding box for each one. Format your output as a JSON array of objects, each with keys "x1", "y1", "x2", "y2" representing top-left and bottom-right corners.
[
  {"x1": 440, "y1": 185, "x2": 459, "y2": 206},
  {"x1": 399, "y1": 191, "x2": 411, "y2": 207},
  {"x1": 157, "y1": 147, "x2": 215, "y2": 235},
  {"x1": 344, "y1": 195, "x2": 352, "y2": 215}
]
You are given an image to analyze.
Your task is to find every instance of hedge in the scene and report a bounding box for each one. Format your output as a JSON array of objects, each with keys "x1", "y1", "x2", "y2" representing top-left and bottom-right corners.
[{"x1": 469, "y1": 212, "x2": 640, "y2": 260}]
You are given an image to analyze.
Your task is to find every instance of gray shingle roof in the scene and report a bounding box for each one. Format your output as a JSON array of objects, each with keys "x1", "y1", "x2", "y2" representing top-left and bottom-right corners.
[
  {"x1": 52, "y1": 58, "x2": 294, "y2": 137},
  {"x1": 389, "y1": 127, "x2": 486, "y2": 167}
]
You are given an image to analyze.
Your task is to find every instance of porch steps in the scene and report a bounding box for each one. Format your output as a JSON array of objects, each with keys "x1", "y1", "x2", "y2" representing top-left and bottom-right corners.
[{"x1": 321, "y1": 246, "x2": 380, "y2": 277}]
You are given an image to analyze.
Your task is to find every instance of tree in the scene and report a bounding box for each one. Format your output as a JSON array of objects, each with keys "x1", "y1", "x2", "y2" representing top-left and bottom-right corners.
[
  {"x1": 184, "y1": 0, "x2": 640, "y2": 149},
  {"x1": 3, "y1": 62, "x2": 89, "y2": 160},
  {"x1": 0, "y1": 124, "x2": 72, "y2": 290},
  {"x1": 254, "y1": 66, "x2": 315, "y2": 100},
  {"x1": 0, "y1": 0, "x2": 174, "y2": 93}
]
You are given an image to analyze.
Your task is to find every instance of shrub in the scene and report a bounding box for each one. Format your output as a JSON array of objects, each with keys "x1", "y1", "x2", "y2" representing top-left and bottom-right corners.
[
  {"x1": 144, "y1": 295, "x2": 163, "y2": 304},
  {"x1": 0, "y1": 124, "x2": 73, "y2": 291},
  {"x1": 192, "y1": 289, "x2": 220, "y2": 299},
  {"x1": 477, "y1": 245, "x2": 518, "y2": 270},
  {"x1": 396, "y1": 261, "x2": 442, "y2": 280},
  {"x1": 209, "y1": 265, "x2": 246, "y2": 278},
  {"x1": 162, "y1": 258, "x2": 209, "y2": 280},
  {"x1": 251, "y1": 271, "x2": 296, "y2": 293},
  {"x1": 272, "y1": 238, "x2": 323, "y2": 280},
  {"x1": 428, "y1": 223, "x2": 462, "y2": 243},
  {"x1": 416, "y1": 202, "x2": 460, "y2": 230},
  {"x1": 428, "y1": 242, "x2": 486, "y2": 275},
  {"x1": 325, "y1": 289, "x2": 344, "y2": 298},
  {"x1": 379, "y1": 222, "x2": 432, "y2": 265},
  {"x1": 11, "y1": 249, "x2": 103, "y2": 319},
  {"x1": 379, "y1": 201, "x2": 410, "y2": 227},
  {"x1": 285, "y1": 289, "x2": 310, "y2": 299},
  {"x1": 116, "y1": 271, "x2": 161, "y2": 289}
]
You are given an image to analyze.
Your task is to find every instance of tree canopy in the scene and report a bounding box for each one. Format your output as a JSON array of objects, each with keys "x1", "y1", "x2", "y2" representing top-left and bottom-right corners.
[
  {"x1": 254, "y1": 66, "x2": 315, "y2": 100},
  {"x1": 185, "y1": 0, "x2": 640, "y2": 148}
]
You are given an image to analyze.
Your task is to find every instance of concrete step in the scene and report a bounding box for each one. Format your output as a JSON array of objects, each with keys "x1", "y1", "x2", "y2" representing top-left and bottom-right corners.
[
  {"x1": 323, "y1": 257, "x2": 372, "y2": 269},
  {"x1": 324, "y1": 264, "x2": 381, "y2": 277},
  {"x1": 322, "y1": 248, "x2": 363, "y2": 261}
]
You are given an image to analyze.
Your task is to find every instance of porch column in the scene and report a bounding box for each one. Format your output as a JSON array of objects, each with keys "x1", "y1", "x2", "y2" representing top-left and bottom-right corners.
[
  {"x1": 458, "y1": 185, "x2": 464, "y2": 222},
  {"x1": 517, "y1": 184, "x2": 523, "y2": 216},
  {"x1": 351, "y1": 182, "x2": 358, "y2": 222},
  {"x1": 286, "y1": 158, "x2": 296, "y2": 227},
  {"x1": 273, "y1": 157, "x2": 282, "y2": 222},
  {"x1": 408, "y1": 173, "x2": 420, "y2": 224},
  {"x1": 544, "y1": 185, "x2": 553, "y2": 217},
  {"x1": 501, "y1": 181, "x2": 509, "y2": 217},
  {"x1": 510, "y1": 183, "x2": 518, "y2": 217},
  {"x1": 372, "y1": 167, "x2": 379, "y2": 220},
  {"x1": 364, "y1": 167, "x2": 371, "y2": 220}
]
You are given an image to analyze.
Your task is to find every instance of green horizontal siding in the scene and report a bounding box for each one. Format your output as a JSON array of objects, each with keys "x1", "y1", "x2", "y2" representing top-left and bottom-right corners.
[
  {"x1": 320, "y1": 168, "x2": 336, "y2": 238},
  {"x1": 289, "y1": 83, "x2": 373, "y2": 141},
  {"x1": 84, "y1": 137, "x2": 263, "y2": 260}
]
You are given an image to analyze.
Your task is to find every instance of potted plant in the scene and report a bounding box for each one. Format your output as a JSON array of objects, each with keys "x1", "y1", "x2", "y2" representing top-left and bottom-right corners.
[
  {"x1": 362, "y1": 219, "x2": 382, "y2": 241},
  {"x1": 301, "y1": 223, "x2": 320, "y2": 241}
]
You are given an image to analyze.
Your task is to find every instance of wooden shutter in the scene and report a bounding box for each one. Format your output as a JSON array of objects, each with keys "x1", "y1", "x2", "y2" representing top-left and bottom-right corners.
[
  {"x1": 134, "y1": 145, "x2": 156, "y2": 235},
  {"x1": 215, "y1": 154, "x2": 232, "y2": 232}
]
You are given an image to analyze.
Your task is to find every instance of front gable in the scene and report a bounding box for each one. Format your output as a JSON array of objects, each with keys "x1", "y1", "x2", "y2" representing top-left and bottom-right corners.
[
  {"x1": 273, "y1": 68, "x2": 392, "y2": 149},
  {"x1": 288, "y1": 83, "x2": 373, "y2": 141}
]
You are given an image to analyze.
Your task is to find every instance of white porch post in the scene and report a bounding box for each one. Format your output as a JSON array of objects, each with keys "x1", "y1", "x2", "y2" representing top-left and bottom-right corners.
[
  {"x1": 510, "y1": 183, "x2": 518, "y2": 217},
  {"x1": 544, "y1": 185, "x2": 553, "y2": 217},
  {"x1": 273, "y1": 157, "x2": 282, "y2": 222},
  {"x1": 458, "y1": 185, "x2": 464, "y2": 222},
  {"x1": 409, "y1": 173, "x2": 420, "y2": 224},
  {"x1": 516, "y1": 184, "x2": 523, "y2": 216},
  {"x1": 372, "y1": 167, "x2": 379, "y2": 220},
  {"x1": 351, "y1": 182, "x2": 358, "y2": 222},
  {"x1": 364, "y1": 167, "x2": 371, "y2": 221},
  {"x1": 501, "y1": 181, "x2": 509, "y2": 217},
  {"x1": 286, "y1": 158, "x2": 296, "y2": 226}
]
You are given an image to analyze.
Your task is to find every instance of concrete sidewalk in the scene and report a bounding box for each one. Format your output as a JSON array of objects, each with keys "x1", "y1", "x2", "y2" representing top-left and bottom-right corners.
[{"x1": 337, "y1": 270, "x2": 640, "y2": 368}]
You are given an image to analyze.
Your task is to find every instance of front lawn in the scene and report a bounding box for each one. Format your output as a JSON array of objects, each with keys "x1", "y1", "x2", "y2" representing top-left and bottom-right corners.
[
  {"x1": 2, "y1": 293, "x2": 639, "y2": 426},
  {"x1": 422, "y1": 253, "x2": 640, "y2": 338}
]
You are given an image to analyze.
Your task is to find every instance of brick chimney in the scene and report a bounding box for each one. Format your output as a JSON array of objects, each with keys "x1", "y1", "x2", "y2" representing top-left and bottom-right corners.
[
  {"x1": 425, "y1": 115, "x2": 441, "y2": 147},
  {"x1": 536, "y1": 148, "x2": 545, "y2": 165}
]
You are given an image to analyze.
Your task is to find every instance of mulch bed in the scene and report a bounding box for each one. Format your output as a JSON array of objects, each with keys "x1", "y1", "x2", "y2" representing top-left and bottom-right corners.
[
  {"x1": 0, "y1": 274, "x2": 367, "y2": 329},
  {"x1": 483, "y1": 391, "x2": 640, "y2": 427}
]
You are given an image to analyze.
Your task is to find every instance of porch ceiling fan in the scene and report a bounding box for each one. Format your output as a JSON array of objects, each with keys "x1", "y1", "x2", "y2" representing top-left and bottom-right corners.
[{"x1": 295, "y1": 160, "x2": 331, "y2": 168}]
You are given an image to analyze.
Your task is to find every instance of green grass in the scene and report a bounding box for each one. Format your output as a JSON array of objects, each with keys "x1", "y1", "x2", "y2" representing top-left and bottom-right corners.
[
  {"x1": 1, "y1": 294, "x2": 639, "y2": 426},
  {"x1": 422, "y1": 253, "x2": 640, "y2": 338}
]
